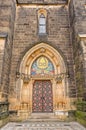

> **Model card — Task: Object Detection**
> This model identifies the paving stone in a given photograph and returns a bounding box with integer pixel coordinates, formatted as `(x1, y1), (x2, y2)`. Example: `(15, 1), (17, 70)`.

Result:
(1, 122), (86, 130)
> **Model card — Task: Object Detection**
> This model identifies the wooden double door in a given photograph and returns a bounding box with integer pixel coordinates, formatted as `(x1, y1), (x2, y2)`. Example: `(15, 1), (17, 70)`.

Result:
(32, 80), (53, 113)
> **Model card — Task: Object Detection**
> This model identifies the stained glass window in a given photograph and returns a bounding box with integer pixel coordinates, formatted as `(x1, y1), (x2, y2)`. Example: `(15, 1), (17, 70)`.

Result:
(31, 56), (55, 76)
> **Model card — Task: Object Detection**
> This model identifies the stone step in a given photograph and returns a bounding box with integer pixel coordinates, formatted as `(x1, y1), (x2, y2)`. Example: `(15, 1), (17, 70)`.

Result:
(31, 113), (54, 116)
(24, 118), (63, 122)
(29, 113), (55, 119)
(24, 113), (64, 122)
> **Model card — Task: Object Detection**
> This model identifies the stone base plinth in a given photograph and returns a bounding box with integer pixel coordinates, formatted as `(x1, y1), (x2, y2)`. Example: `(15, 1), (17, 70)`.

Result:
(18, 110), (30, 120)
(54, 110), (68, 119)
(0, 117), (9, 128)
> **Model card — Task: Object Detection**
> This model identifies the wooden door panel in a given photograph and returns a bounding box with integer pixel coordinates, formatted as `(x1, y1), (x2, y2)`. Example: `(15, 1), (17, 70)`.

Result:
(43, 80), (53, 112)
(32, 81), (42, 112)
(32, 80), (53, 113)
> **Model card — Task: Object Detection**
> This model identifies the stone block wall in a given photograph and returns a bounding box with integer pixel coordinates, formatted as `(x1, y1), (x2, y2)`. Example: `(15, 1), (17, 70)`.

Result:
(69, 0), (86, 99)
(0, 0), (86, 121)
(0, 0), (16, 96)
(9, 3), (76, 100)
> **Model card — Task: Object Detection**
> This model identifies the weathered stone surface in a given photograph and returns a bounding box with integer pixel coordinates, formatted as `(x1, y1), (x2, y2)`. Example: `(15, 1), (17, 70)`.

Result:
(17, 0), (67, 4)
(9, 4), (76, 99)
(0, 0), (16, 94)
(0, 0), (86, 120)
(69, 0), (86, 99)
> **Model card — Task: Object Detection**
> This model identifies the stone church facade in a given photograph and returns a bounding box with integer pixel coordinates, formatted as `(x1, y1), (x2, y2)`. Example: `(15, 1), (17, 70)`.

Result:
(0, 0), (86, 120)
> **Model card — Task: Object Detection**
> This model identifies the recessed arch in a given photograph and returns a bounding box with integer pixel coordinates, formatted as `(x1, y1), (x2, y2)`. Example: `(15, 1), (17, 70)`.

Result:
(16, 43), (71, 116)
(38, 9), (47, 18)
(19, 43), (67, 75)
(28, 53), (57, 75)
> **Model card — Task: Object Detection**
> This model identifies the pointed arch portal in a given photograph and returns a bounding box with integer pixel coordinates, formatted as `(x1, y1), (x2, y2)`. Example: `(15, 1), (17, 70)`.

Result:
(16, 43), (71, 116)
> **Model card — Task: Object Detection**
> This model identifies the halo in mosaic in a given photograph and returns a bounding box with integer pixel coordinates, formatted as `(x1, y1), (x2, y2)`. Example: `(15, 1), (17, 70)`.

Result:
(31, 56), (55, 76)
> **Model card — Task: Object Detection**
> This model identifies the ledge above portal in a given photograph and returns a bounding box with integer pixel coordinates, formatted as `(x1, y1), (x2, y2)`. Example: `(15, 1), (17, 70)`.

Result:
(16, 0), (68, 5)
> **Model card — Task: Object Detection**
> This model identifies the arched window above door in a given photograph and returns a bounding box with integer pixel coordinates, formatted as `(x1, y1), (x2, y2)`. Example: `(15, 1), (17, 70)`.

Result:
(38, 9), (47, 35)
(31, 56), (55, 76)
(39, 14), (46, 34)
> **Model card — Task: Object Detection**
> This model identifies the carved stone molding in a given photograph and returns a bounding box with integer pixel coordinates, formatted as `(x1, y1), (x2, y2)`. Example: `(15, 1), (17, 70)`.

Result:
(55, 73), (66, 83)
(16, 72), (31, 83)
(40, 47), (46, 53)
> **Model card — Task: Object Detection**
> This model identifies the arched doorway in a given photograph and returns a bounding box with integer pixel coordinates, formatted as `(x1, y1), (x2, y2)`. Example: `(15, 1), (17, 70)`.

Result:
(31, 56), (54, 113)
(16, 43), (71, 118)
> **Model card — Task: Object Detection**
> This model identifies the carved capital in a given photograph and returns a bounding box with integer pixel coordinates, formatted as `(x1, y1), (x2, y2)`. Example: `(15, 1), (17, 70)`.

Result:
(55, 74), (64, 83)
(16, 72), (31, 83)
(23, 74), (30, 83)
